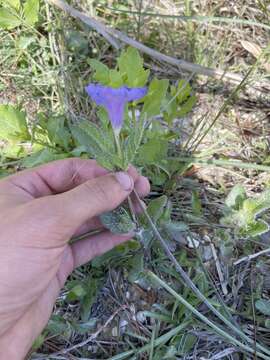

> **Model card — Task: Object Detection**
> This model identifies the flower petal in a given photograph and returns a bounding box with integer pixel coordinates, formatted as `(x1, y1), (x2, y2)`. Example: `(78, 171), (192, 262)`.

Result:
(107, 101), (125, 130)
(85, 83), (148, 131)
(126, 87), (148, 102)
(85, 83), (107, 106)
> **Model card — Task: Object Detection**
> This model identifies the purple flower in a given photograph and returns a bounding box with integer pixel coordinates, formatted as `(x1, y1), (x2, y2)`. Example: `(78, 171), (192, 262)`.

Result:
(85, 84), (147, 133)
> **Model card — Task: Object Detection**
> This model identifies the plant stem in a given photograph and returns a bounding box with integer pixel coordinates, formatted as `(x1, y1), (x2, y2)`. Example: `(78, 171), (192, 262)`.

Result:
(132, 189), (270, 357)
(112, 130), (137, 225)
(113, 131), (122, 159)
(131, 106), (137, 127)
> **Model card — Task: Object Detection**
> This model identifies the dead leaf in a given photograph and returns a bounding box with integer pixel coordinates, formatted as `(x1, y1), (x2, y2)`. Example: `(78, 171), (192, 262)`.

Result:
(241, 40), (270, 72)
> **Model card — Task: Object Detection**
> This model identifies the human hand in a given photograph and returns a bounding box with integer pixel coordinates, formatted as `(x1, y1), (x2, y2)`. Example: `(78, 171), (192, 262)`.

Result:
(0, 158), (149, 360)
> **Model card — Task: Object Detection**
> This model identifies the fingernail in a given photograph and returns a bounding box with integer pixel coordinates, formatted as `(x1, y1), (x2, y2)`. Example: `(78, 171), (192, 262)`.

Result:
(115, 172), (134, 191)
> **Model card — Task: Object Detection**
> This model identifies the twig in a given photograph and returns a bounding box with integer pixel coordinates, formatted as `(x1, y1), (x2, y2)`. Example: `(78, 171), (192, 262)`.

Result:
(46, 0), (267, 89)
(41, 306), (127, 358)
(47, 0), (120, 49)
(173, 156), (270, 173)
(207, 347), (236, 360)
(234, 247), (270, 266)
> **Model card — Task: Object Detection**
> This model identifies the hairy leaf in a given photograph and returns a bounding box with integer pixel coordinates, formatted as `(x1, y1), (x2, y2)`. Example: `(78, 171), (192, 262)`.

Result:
(225, 184), (247, 210)
(100, 207), (136, 234)
(147, 195), (168, 223)
(124, 116), (145, 167)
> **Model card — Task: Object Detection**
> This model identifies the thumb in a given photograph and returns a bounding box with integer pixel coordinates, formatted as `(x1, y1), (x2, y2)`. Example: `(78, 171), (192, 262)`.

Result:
(51, 171), (134, 233)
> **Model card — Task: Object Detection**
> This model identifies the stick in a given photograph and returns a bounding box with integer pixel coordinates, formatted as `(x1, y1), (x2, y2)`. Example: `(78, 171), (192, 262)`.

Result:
(46, 0), (268, 89)
(47, 0), (120, 49)
(234, 247), (270, 266)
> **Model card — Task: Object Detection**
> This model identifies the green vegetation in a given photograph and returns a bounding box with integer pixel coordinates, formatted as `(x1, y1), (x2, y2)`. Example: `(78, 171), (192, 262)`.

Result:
(1, 0), (270, 358)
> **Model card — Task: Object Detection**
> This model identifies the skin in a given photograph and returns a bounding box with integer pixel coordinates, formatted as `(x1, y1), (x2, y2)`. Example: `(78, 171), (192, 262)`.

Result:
(0, 158), (150, 360)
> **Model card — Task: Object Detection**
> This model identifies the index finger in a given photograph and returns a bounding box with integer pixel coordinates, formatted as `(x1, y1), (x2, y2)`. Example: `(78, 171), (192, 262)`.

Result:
(2, 158), (108, 198)
(1, 158), (150, 200)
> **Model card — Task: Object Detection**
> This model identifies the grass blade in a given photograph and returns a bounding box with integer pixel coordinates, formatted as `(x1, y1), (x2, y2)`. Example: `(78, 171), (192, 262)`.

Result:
(148, 271), (270, 360)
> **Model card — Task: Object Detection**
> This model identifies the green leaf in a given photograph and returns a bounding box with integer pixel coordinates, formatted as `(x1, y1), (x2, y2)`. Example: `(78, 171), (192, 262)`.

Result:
(47, 117), (71, 150)
(71, 121), (110, 155)
(137, 138), (168, 165)
(32, 334), (46, 351)
(2, 143), (25, 159)
(142, 78), (169, 118)
(71, 121), (121, 170)
(0, 7), (21, 29)
(255, 299), (270, 316)
(124, 116), (145, 167)
(66, 284), (87, 302)
(97, 107), (110, 129)
(225, 184), (247, 210)
(128, 252), (144, 282)
(47, 315), (72, 337)
(177, 95), (196, 117)
(191, 190), (202, 216)
(175, 80), (192, 104)
(117, 47), (149, 87)
(109, 69), (123, 87)
(164, 92), (178, 125)
(80, 276), (103, 321)
(222, 188), (270, 237)
(165, 81), (196, 120)
(22, 148), (69, 168)
(100, 207), (136, 234)
(88, 59), (110, 85)
(5, 0), (21, 10)
(243, 189), (270, 217)
(17, 35), (35, 49)
(164, 221), (188, 242)
(23, 0), (39, 25)
(92, 240), (140, 268)
(147, 195), (168, 223)
(179, 333), (197, 355)
(0, 105), (30, 141)
(164, 221), (188, 237)
(245, 220), (269, 237)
